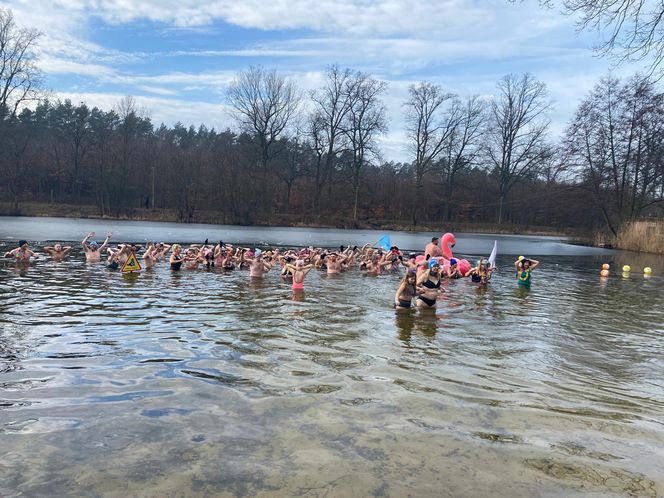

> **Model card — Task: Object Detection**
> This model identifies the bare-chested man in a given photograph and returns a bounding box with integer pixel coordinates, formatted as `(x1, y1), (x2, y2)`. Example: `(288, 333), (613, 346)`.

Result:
(326, 253), (349, 274)
(424, 237), (442, 259)
(82, 232), (112, 262)
(43, 243), (73, 261)
(245, 250), (273, 277)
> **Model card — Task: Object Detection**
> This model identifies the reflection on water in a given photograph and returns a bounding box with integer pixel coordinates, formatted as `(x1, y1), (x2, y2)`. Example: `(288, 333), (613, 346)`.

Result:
(1, 243), (663, 497)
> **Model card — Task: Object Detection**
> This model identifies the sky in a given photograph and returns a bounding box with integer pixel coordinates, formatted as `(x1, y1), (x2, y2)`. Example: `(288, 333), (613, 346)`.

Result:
(6, 0), (645, 162)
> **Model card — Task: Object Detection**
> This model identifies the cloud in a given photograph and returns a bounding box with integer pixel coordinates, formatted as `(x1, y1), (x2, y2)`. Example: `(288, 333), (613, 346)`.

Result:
(3, 0), (654, 164)
(43, 0), (494, 35)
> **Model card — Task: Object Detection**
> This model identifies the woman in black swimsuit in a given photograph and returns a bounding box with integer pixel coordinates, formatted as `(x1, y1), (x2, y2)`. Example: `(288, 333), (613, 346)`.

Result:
(447, 258), (463, 279)
(416, 259), (442, 308)
(169, 244), (185, 270)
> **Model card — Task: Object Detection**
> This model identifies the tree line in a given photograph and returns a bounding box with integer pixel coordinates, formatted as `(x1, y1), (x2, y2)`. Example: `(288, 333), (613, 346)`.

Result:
(1, 7), (663, 233)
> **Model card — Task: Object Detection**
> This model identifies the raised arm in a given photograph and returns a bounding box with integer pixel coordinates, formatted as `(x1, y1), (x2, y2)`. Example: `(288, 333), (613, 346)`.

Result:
(529, 259), (540, 270)
(98, 232), (112, 252)
(81, 232), (93, 249)
(416, 269), (430, 286)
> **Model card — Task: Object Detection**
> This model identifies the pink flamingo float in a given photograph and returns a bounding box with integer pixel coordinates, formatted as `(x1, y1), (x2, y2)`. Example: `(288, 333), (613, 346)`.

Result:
(440, 233), (472, 276)
(415, 233), (471, 276)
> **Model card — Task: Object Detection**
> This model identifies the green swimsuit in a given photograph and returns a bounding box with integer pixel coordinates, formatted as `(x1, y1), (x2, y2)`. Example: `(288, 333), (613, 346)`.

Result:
(518, 269), (531, 286)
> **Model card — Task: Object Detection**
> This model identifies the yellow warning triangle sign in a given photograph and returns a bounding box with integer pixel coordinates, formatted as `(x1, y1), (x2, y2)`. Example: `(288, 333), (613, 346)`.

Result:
(121, 252), (142, 273)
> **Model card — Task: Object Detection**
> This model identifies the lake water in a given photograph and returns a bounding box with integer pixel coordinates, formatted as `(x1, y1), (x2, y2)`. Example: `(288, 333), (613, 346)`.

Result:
(1, 217), (663, 497)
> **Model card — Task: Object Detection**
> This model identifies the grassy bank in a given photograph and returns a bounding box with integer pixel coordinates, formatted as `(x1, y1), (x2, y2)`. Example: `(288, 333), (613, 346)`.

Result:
(1, 201), (577, 238)
(615, 221), (664, 254)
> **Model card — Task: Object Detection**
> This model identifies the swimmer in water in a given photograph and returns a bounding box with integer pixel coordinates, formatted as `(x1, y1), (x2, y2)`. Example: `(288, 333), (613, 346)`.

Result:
(394, 270), (421, 309)
(43, 243), (72, 261)
(286, 259), (313, 292)
(416, 259), (442, 308)
(326, 252), (349, 274)
(106, 245), (125, 270)
(4, 240), (38, 263)
(446, 258), (463, 279)
(244, 250), (273, 277)
(153, 242), (171, 261)
(515, 257), (539, 286)
(403, 253), (419, 271)
(467, 258), (492, 284)
(169, 244), (185, 270)
(183, 248), (204, 270)
(82, 232), (112, 262)
(142, 242), (158, 269)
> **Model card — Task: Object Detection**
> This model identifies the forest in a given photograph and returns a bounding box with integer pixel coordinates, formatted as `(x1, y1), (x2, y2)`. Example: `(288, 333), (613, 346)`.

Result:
(1, 8), (663, 237)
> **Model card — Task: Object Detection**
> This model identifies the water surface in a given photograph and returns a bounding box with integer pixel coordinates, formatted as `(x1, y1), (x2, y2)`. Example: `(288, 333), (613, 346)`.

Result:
(1, 219), (663, 497)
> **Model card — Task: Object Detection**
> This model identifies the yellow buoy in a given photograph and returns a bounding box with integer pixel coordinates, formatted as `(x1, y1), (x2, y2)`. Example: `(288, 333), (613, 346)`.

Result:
(601, 263), (610, 271)
(644, 267), (652, 275)
(600, 269), (609, 277)
(622, 265), (631, 272)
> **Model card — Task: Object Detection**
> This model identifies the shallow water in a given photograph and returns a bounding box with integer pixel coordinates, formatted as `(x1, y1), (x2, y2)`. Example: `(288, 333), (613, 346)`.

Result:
(1, 222), (664, 497)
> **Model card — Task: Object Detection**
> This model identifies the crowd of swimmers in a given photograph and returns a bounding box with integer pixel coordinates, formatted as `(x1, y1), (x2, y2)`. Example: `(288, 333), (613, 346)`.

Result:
(3, 233), (540, 309)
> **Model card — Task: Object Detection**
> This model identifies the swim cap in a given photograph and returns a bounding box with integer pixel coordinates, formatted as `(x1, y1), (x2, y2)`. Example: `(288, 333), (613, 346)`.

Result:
(90, 240), (98, 247)
(255, 249), (262, 257)
(450, 258), (457, 265)
(428, 259), (439, 268)
(18, 240), (27, 247)
(518, 255), (525, 261)
(409, 253), (417, 259)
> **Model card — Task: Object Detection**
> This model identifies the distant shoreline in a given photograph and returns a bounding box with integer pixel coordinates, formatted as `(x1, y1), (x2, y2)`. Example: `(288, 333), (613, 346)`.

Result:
(0, 201), (579, 239)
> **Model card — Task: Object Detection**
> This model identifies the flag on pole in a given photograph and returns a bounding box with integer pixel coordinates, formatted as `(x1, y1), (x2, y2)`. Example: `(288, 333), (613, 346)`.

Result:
(488, 240), (497, 268)
(376, 234), (391, 252)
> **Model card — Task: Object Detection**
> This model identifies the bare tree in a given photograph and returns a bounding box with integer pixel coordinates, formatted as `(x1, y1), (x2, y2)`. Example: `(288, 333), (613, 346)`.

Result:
(0, 8), (42, 120)
(308, 65), (354, 212)
(343, 72), (388, 221)
(227, 67), (300, 211)
(403, 82), (458, 223)
(565, 75), (664, 234)
(558, 0), (664, 79)
(486, 73), (552, 223)
(439, 95), (486, 220)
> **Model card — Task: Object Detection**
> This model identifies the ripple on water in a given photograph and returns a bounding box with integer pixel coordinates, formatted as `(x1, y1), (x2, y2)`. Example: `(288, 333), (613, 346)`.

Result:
(0, 247), (663, 496)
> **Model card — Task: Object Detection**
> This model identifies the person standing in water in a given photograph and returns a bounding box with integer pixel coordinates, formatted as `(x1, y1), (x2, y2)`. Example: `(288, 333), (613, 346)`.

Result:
(169, 244), (186, 270)
(244, 251), (273, 278)
(467, 258), (492, 284)
(82, 232), (112, 262)
(286, 260), (313, 293)
(4, 240), (39, 263)
(514, 257), (539, 286)
(424, 237), (442, 259)
(394, 270), (421, 309)
(43, 243), (73, 261)
(416, 259), (442, 308)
